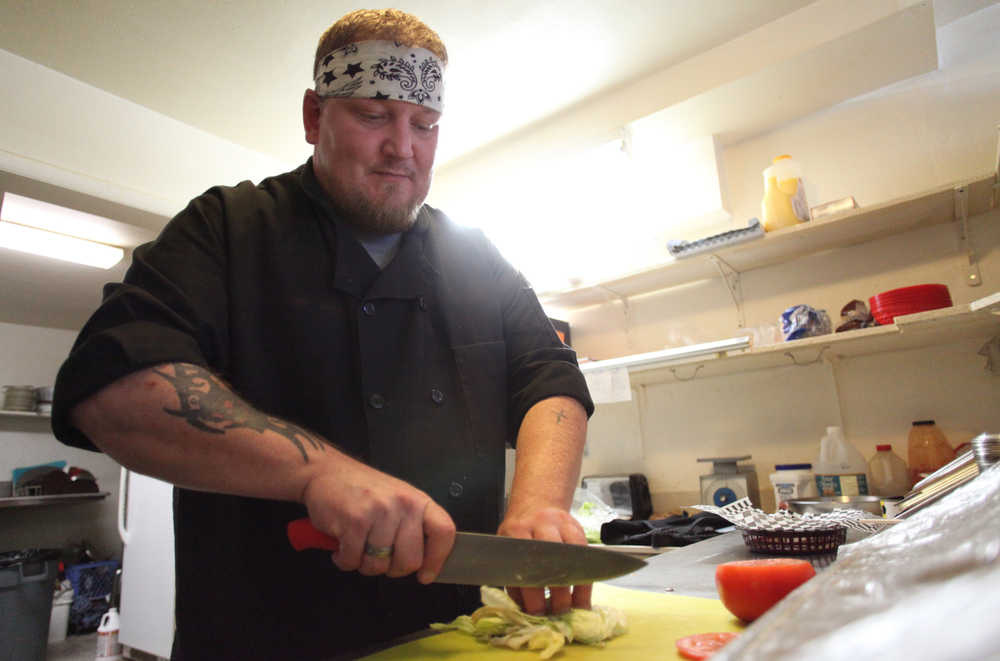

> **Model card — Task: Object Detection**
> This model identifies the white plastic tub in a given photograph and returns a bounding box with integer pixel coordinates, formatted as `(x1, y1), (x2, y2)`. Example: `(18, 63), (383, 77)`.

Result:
(48, 589), (73, 643)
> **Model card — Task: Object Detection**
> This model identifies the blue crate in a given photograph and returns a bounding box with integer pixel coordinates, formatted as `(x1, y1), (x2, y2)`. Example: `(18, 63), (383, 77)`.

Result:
(66, 560), (119, 633)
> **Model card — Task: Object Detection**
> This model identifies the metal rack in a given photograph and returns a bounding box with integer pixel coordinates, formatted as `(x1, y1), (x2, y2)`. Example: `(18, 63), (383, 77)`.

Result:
(0, 492), (109, 508)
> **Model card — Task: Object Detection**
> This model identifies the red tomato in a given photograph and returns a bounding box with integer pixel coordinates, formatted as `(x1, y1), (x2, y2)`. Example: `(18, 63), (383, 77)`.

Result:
(675, 632), (739, 660)
(715, 558), (816, 622)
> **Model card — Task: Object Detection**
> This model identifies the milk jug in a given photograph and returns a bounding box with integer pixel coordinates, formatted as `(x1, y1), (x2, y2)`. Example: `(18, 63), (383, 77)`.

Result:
(867, 444), (911, 497)
(96, 607), (123, 660)
(907, 420), (954, 484)
(761, 155), (809, 231)
(814, 426), (869, 496)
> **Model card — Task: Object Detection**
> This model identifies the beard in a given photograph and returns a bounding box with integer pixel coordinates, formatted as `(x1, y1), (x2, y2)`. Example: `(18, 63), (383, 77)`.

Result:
(330, 174), (428, 235)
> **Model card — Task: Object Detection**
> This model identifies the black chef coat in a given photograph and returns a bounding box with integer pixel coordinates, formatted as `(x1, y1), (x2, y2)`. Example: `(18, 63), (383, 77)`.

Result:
(51, 160), (594, 660)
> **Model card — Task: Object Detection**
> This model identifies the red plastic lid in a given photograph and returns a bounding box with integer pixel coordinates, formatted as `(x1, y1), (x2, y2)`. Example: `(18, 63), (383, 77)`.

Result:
(876, 444), (892, 451)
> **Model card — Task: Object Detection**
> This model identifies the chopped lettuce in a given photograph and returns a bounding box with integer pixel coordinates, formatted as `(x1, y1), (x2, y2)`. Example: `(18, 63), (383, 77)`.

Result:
(431, 586), (627, 658)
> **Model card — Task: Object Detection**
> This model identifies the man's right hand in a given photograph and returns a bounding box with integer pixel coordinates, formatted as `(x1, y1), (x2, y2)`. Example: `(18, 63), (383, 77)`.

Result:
(299, 458), (456, 584)
(70, 363), (456, 585)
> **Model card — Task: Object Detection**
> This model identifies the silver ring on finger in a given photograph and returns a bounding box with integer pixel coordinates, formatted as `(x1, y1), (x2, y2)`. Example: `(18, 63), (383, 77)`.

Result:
(364, 542), (393, 559)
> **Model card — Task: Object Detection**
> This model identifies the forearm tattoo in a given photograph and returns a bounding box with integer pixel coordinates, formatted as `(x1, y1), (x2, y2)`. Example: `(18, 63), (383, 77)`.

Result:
(153, 364), (327, 462)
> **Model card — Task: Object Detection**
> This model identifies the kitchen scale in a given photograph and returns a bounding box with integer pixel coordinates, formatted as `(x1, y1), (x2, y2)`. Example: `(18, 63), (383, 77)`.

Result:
(697, 456), (760, 507)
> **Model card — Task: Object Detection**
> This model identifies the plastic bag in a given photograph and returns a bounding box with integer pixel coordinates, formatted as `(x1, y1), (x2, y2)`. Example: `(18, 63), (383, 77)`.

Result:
(570, 488), (621, 543)
(780, 304), (831, 341)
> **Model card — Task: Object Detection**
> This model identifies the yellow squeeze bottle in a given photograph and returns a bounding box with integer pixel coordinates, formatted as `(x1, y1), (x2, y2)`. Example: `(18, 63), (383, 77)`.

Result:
(761, 154), (809, 232)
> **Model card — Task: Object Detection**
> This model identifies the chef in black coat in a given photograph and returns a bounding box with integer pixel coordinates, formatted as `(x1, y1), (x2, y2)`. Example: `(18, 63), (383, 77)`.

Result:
(52, 8), (594, 660)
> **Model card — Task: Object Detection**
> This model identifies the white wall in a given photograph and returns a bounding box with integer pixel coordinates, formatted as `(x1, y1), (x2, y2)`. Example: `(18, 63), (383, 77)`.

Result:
(0, 38), (299, 559)
(723, 2), (1000, 228)
(0, 48), (295, 219)
(585, 6), (1000, 511)
(0, 322), (122, 557)
(433, 3), (1000, 512)
(2, 3), (998, 527)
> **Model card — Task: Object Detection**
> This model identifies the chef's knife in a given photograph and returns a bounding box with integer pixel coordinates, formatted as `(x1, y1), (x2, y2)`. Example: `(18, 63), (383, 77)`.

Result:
(287, 518), (646, 586)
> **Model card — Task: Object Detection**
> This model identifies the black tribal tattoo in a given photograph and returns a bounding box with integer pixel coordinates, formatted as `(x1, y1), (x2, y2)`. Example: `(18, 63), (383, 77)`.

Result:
(153, 364), (327, 462)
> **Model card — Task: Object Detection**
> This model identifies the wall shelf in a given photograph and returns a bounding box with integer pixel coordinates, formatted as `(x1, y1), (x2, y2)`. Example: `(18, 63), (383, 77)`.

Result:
(582, 292), (1000, 385)
(0, 492), (109, 509)
(540, 173), (997, 310)
(0, 409), (50, 419)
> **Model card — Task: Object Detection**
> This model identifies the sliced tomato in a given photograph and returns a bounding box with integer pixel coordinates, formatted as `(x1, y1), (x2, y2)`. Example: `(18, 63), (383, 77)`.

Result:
(715, 558), (816, 622)
(675, 632), (739, 660)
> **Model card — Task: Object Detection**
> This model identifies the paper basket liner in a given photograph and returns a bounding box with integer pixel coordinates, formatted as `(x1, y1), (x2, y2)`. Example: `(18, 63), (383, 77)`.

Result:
(692, 498), (885, 534)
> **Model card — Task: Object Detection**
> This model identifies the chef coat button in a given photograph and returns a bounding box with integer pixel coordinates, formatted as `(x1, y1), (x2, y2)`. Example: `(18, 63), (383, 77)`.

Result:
(418, 296), (427, 310)
(430, 388), (445, 405)
(368, 393), (385, 409)
(362, 301), (376, 316)
(448, 481), (464, 498)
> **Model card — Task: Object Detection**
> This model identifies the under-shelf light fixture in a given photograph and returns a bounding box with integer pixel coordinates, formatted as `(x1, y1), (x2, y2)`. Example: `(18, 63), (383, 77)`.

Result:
(580, 335), (753, 373)
(0, 192), (125, 269)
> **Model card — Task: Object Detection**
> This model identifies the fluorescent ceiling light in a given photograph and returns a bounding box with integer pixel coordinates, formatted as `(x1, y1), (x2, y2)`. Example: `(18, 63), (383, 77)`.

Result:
(0, 192), (124, 269)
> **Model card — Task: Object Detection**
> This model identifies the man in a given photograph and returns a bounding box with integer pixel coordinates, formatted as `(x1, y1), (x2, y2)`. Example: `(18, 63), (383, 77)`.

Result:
(52, 8), (593, 660)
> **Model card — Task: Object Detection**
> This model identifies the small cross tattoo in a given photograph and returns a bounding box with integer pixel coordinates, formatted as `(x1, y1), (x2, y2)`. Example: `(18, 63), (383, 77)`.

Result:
(555, 409), (567, 424)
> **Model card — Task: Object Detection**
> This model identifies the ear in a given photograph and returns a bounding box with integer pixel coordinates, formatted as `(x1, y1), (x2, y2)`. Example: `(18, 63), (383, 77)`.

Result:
(303, 89), (322, 145)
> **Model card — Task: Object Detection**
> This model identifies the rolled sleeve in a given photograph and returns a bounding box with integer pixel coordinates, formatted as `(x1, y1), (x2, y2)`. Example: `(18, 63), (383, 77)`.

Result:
(51, 194), (229, 451)
(489, 247), (594, 441)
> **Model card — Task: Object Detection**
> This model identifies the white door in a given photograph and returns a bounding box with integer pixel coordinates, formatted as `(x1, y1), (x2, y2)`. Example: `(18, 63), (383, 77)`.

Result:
(117, 469), (175, 659)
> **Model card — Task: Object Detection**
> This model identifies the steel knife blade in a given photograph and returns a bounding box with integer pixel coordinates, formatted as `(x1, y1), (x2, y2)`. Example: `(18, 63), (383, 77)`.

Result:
(287, 518), (646, 586)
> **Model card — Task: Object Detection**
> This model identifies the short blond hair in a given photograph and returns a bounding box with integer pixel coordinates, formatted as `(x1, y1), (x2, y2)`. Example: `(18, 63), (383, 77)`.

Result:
(313, 9), (448, 78)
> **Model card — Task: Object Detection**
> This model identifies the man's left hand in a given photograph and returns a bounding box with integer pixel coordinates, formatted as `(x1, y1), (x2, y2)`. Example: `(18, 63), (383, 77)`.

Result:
(497, 506), (593, 615)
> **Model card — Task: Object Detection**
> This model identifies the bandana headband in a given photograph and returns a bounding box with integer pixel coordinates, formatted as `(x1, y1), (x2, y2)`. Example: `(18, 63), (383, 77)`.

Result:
(314, 40), (445, 113)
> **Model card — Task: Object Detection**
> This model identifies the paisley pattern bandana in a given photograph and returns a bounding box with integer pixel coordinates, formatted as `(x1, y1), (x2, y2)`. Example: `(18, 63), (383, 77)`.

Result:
(314, 40), (445, 112)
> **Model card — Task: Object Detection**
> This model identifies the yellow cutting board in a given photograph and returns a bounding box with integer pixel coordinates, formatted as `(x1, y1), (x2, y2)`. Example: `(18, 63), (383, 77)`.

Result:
(362, 583), (744, 660)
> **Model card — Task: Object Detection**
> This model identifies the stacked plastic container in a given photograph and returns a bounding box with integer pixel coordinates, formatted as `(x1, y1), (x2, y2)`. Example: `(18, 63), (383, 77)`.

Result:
(769, 464), (818, 511)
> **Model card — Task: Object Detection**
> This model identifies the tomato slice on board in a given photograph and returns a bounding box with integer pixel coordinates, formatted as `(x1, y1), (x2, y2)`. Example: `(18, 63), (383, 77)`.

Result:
(675, 632), (739, 660)
(715, 558), (816, 622)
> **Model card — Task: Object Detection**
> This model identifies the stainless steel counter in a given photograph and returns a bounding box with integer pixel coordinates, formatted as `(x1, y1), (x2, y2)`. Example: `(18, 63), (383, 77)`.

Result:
(603, 529), (865, 599)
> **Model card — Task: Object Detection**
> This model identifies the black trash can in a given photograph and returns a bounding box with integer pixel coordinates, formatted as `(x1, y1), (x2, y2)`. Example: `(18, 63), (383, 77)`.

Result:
(0, 549), (60, 661)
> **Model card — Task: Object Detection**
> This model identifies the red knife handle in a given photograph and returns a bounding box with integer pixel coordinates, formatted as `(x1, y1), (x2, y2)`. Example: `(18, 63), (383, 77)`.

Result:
(287, 517), (340, 552)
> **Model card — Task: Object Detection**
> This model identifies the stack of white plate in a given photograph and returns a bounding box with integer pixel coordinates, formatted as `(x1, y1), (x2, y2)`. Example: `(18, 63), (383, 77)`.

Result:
(972, 433), (1000, 473)
(35, 385), (54, 415)
(2, 385), (37, 412)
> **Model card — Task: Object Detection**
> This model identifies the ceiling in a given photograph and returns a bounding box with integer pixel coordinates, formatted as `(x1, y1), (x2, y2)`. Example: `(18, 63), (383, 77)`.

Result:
(0, 0), (956, 330)
(0, 0), (812, 168)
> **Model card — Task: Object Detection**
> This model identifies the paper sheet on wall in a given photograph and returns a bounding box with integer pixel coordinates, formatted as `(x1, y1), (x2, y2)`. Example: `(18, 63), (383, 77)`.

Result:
(583, 366), (632, 403)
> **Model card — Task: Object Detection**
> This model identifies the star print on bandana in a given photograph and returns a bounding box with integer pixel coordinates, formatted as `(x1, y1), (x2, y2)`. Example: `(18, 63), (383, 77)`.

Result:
(323, 77), (363, 98)
(314, 40), (444, 112)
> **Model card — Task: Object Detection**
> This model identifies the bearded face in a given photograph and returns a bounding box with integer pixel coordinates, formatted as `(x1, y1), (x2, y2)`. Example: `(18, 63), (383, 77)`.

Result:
(306, 95), (439, 234)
